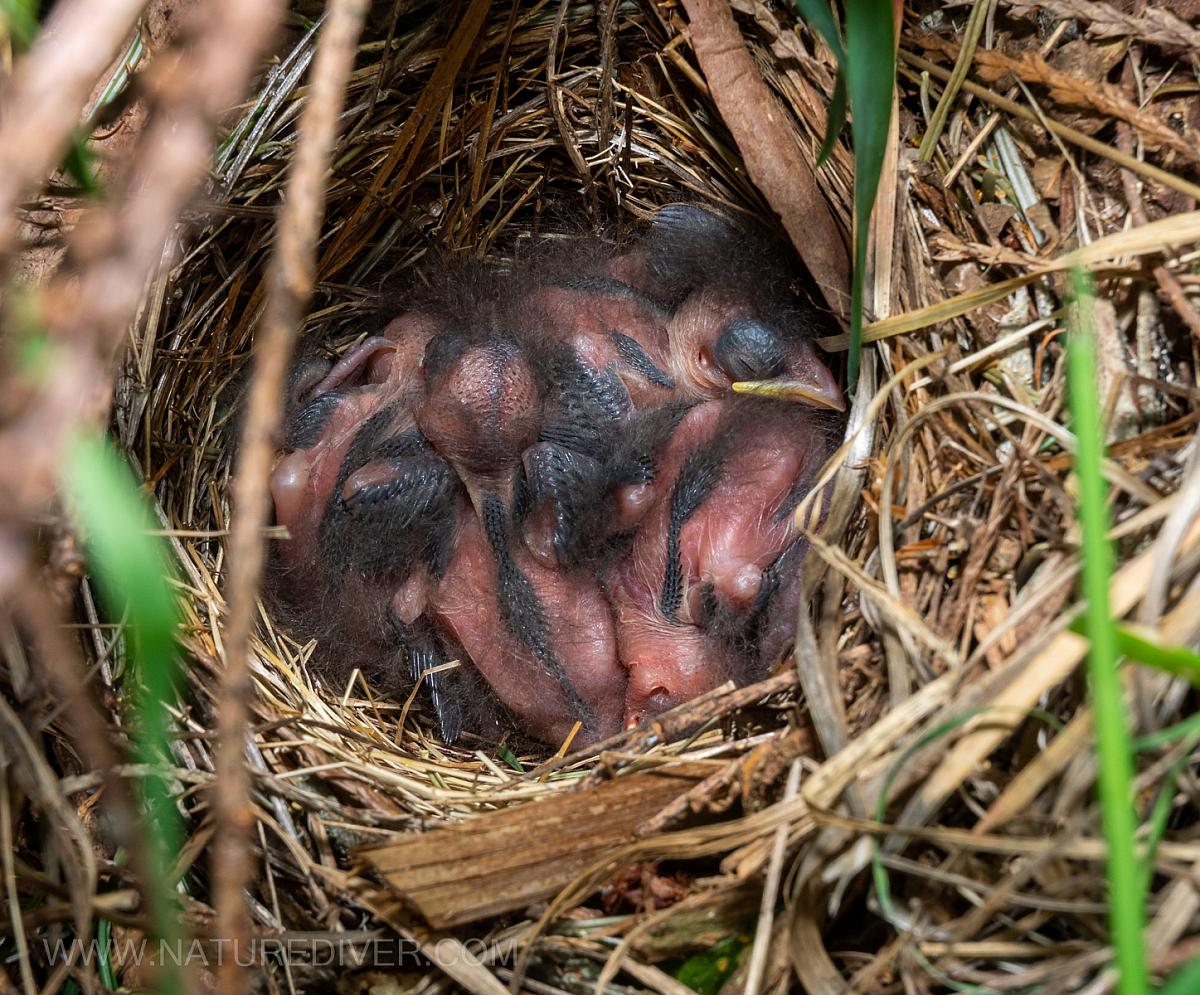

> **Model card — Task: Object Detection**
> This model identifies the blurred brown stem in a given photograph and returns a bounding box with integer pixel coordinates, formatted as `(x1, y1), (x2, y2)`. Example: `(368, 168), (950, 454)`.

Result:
(0, 0), (284, 555)
(213, 1), (370, 992)
(0, 0), (149, 257)
(0, 0), (284, 982)
(679, 0), (851, 320)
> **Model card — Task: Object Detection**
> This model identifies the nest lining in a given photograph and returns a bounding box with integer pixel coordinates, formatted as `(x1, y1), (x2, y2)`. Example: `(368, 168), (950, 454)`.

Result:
(137, 0), (841, 785)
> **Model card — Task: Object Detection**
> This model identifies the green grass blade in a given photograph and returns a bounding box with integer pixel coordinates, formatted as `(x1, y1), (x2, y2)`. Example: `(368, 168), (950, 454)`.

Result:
(1067, 269), (1148, 995)
(843, 0), (895, 392)
(791, 0), (894, 391)
(790, 1), (846, 163)
(791, 0), (845, 62)
(61, 435), (184, 994)
(496, 743), (525, 773)
(1067, 618), (1200, 687)
(1159, 956), (1200, 995)
(1139, 745), (1195, 897)
(1134, 711), (1200, 752)
(816, 73), (848, 167)
(96, 916), (117, 991)
(872, 706), (1062, 933)
(1114, 625), (1200, 687)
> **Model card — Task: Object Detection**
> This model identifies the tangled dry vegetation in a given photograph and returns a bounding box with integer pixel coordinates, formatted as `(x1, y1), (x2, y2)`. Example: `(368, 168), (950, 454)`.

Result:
(2, 0), (1200, 992)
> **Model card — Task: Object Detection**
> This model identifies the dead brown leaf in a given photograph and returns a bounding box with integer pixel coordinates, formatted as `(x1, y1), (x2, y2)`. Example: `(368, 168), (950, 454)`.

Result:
(680, 0), (850, 320)
(918, 37), (1196, 163)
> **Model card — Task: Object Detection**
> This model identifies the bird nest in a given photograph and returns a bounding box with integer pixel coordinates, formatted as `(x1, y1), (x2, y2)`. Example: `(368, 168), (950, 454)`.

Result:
(15, 0), (1200, 992)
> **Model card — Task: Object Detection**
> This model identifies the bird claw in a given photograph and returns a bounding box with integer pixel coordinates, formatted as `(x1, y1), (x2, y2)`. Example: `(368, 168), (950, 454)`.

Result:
(520, 442), (606, 567)
(392, 616), (466, 743)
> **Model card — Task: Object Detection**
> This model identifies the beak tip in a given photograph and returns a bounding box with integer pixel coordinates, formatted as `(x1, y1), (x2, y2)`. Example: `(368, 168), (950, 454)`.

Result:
(730, 378), (846, 412)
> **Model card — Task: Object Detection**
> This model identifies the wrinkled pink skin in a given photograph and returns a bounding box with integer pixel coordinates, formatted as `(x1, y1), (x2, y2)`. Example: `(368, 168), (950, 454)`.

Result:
(606, 402), (823, 727)
(270, 395), (431, 682)
(417, 339), (542, 515)
(267, 220), (840, 747)
(679, 419), (808, 609)
(270, 390), (389, 584)
(270, 319), (627, 745)
(270, 313), (443, 586)
(370, 313), (444, 384)
(603, 250), (843, 411)
(430, 507), (626, 745)
(527, 285), (674, 409)
(605, 403), (722, 725)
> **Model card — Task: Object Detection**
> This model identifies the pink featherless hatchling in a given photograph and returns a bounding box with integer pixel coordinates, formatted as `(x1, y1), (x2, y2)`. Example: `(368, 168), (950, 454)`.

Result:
(266, 204), (844, 748)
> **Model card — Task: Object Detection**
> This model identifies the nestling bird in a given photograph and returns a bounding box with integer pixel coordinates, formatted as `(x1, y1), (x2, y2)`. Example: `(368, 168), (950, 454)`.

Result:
(266, 204), (843, 748)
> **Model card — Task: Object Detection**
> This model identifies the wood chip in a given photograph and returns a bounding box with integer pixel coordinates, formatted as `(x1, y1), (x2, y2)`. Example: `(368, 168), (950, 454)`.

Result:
(361, 768), (703, 927)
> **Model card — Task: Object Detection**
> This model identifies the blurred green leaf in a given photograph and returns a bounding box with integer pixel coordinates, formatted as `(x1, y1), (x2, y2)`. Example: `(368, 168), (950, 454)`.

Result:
(17, 330), (55, 379)
(1114, 625), (1200, 687)
(1067, 270), (1147, 995)
(0, 1), (103, 196)
(62, 138), (102, 197)
(674, 934), (750, 995)
(61, 434), (183, 994)
(1158, 956), (1200, 995)
(0, 0), (39, 48)
(4, 285), (58, 383)
(793, 0), (895, 392)
(62, 436), (179, 704)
